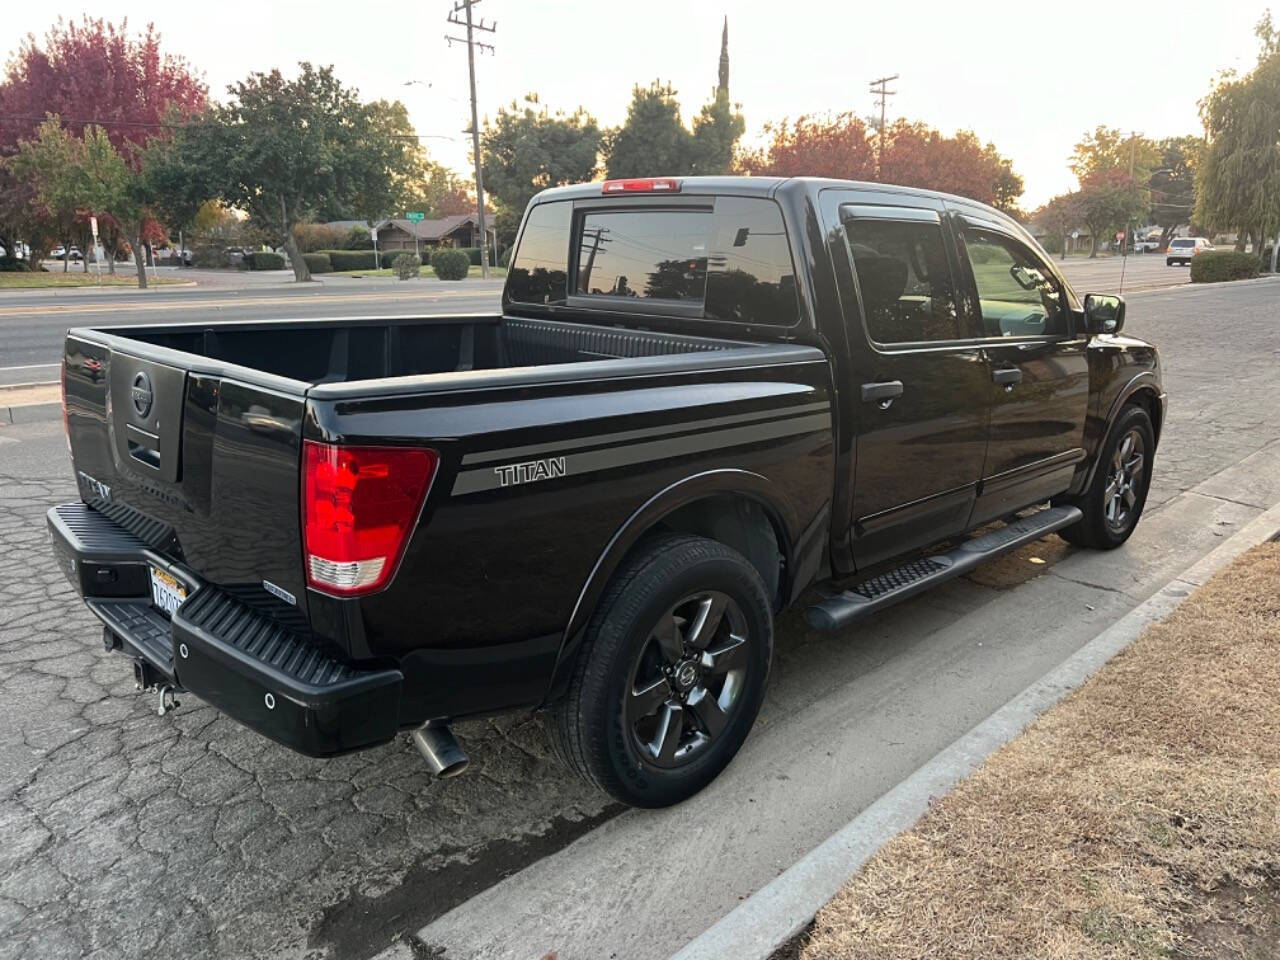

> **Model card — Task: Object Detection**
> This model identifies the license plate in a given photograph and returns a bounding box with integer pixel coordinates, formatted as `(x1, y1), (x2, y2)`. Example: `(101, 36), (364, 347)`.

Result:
(149, 567), (187, 618)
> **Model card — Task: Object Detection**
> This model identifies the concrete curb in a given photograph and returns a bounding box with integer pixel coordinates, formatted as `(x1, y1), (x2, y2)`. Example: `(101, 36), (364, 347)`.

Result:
(2, 401), (61, 425)
(671, 499), (1280, 960)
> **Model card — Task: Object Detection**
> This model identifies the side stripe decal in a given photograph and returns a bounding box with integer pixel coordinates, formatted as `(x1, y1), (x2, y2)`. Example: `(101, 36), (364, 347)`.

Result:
(451, 410), (832, 496)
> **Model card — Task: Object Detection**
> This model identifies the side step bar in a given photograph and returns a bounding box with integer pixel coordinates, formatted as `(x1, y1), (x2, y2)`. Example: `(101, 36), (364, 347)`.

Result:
(805, 505), (1083, 632)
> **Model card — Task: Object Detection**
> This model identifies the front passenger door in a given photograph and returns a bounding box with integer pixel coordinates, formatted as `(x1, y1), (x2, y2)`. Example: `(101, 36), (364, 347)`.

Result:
(954, 222), (1090, 525)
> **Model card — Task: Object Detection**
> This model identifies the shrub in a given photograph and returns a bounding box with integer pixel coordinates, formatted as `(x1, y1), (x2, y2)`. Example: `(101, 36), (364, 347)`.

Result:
(456, 246), (482, 266)
(321, 250), (379, 270)
(192, 245), (229, 268)
(293, 223), (346, 253)
(343, 225), (372, 249)
(380, 249), (421, 268)
(499, 246), (513, 268)
(303, 253), (332, 274)
(392, 253), (420, 280)
(1190, 249), (1261, 284)
(430, 248), (470, 281)
(247, 251), (285, 271)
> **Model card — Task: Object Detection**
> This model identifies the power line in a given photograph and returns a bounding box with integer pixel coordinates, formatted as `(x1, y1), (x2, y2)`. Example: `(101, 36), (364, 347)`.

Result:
(869, 74), (898, 178)
(446, 0), (496, 277)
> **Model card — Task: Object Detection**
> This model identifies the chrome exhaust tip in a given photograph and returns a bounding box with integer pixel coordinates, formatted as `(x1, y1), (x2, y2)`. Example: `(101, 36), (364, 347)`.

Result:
(411, 721), (469, 778)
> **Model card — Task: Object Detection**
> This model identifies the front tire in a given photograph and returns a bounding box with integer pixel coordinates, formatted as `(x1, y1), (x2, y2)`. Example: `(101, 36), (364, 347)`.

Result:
(1058, 405), (1154, 549)
(545, 535), (774, 808)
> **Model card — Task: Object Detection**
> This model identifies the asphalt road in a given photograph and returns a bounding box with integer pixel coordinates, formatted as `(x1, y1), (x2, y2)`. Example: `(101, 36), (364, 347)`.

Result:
(0, 275), (504, 376)
(1, 274), (1277, 959)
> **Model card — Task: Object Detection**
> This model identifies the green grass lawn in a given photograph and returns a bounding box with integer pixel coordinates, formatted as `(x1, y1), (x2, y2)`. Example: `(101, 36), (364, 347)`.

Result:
(329, 265), (507, 279)
(0, 271), (186, 289)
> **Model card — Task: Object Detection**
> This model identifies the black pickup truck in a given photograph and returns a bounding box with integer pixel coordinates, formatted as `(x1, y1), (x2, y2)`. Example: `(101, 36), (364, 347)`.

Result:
(50, 176), (1165, 807)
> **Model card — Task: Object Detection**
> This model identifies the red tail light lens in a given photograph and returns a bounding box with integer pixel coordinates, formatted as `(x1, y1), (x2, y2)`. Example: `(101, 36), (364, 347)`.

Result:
(601, 177), (682, 194)
(302, 441), (438, 597)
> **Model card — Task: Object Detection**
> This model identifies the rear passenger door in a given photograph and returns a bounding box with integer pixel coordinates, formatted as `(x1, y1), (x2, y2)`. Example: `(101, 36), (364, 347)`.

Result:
(836, 203), (991, 567)
(950, 214), (1090, 525)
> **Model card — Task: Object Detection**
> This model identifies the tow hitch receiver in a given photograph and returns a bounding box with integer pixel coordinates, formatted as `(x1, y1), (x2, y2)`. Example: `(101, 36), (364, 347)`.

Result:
(131, 657), (183, 715)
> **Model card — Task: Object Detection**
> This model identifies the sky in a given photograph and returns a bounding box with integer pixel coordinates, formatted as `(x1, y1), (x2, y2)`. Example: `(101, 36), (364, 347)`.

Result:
(2, 1), (1270, 208)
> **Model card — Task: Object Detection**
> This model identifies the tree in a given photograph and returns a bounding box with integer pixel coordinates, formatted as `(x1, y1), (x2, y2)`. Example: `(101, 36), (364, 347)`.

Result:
(1070, 126), (1160, 182)
(740, 114), (1022, 210)
(1195, 14), (1280, 251)
(738, 113), (876, 179)
(1032, 192), (1082, 259)
(880, 122), (1024, 211)
(1150, 135), (1201, 249)
(482, 94), (602, 245)
(688, 88), (744, 175)
(9, 119), (153, 281)
(171, 64), (415, 281)
(0, 18), (206, 267)
(1075, 170), (1148, 257)
(606, 82), (691, 179)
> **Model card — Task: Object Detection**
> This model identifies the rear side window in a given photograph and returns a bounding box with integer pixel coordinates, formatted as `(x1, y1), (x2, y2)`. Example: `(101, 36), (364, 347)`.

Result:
(575, 208), (710, 301)
(507, 201), (571, 304)
(842, 217), (961, 344)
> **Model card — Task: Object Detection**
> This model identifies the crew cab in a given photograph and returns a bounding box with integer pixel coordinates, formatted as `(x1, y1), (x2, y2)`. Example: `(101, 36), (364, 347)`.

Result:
(50, 177), (1165, 807)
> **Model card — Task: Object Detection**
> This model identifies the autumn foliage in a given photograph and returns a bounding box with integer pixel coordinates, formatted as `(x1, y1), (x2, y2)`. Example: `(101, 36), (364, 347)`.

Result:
(739, 114), (1023, 212)
(0, 16), (207, 158)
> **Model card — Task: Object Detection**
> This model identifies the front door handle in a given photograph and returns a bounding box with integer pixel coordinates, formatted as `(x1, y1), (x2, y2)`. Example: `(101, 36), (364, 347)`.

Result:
(991, 367), (1023, 387)
(861, 380), (904, 406)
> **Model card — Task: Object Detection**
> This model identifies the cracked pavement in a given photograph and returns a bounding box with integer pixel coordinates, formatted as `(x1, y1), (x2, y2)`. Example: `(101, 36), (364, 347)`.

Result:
(2, 277), (1279, 959)
(0, 473), (610, 960)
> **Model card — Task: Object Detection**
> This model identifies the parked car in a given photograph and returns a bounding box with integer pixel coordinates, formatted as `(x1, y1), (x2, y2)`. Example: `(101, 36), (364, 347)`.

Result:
(155, 246), (194, 266)
(51, 245), (84, 261)
(1167, 237), (1212, 266)
(49, 176), (1165, 808)
(1134, 235), (1160, 254)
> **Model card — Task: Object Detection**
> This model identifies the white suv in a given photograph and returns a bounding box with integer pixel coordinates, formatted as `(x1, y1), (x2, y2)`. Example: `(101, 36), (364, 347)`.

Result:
(1166, 237), (1212, 266)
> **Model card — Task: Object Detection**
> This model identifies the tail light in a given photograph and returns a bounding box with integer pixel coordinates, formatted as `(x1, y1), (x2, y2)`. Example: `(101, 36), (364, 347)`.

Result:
(601, 177), (682, 194)
(302, 441), (439, 597)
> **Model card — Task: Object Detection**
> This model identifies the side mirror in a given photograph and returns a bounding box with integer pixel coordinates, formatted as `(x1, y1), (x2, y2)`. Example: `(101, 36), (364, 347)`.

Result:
(1084, 293), (1125, 335)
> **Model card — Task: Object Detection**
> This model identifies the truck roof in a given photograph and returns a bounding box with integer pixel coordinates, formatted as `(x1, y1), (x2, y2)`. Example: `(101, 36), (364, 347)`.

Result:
(530, 176), (1020, 231)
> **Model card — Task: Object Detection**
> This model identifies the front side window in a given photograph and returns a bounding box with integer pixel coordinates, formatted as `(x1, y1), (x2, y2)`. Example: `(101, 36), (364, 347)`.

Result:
(842, 216), (961, 344)
(575, 209), (710, 301)
(961, 230), (1066, 337)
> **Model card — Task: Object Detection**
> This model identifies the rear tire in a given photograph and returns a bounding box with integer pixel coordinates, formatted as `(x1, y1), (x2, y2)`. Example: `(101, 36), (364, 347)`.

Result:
(1058, 405), (1154, 550)
(544, 534), (774, 808)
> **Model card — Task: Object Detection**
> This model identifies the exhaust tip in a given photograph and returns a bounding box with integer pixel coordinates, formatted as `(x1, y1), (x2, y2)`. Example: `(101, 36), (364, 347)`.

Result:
(411, 721), (470, 779)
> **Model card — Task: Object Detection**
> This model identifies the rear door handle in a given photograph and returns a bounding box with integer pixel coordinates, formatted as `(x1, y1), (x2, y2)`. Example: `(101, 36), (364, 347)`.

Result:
(991, 367), (1023, 386)
(861, 380), (904, 404)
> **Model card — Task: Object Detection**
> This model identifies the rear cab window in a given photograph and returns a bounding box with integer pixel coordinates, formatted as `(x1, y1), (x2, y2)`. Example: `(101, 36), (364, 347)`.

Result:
(507, 194), (800, 328)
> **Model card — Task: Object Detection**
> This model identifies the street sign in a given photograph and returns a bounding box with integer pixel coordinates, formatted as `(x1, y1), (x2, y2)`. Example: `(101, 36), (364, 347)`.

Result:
(406, 212), (425, 223)
(89, 216), (99, 238)
(1071, 229), (1079, 239)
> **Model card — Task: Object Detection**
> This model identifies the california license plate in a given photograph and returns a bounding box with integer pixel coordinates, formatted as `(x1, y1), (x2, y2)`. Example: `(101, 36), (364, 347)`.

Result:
(149, 567), (187, 618)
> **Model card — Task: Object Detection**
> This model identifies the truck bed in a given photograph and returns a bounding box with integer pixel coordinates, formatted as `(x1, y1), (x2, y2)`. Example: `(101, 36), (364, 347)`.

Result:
(114, 314), (746, 386)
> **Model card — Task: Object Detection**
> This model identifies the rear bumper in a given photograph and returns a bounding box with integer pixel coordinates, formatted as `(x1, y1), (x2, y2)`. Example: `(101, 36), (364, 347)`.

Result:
(48, 502), (403, 757)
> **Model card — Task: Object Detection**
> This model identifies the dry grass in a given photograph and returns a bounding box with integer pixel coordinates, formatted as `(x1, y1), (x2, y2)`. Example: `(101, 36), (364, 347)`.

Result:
(803, 543), (1280, 960)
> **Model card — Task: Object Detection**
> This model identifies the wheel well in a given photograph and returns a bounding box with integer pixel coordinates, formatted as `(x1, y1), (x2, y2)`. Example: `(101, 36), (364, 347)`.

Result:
(653, 494), (785, 610)
(1124, 389), (1162, 447)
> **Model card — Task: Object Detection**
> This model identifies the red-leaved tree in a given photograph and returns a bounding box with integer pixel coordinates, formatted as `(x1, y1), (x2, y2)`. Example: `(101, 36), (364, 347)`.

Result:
(0, 17), (206, 271)
(739, 114), (1023, 214)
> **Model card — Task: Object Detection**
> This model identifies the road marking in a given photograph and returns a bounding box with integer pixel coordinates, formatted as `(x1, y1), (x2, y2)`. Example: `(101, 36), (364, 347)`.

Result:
(0, 363), (61, 372)
(0, 287), (500, 318)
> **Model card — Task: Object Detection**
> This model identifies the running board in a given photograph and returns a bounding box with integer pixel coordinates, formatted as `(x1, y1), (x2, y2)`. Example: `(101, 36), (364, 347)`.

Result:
(805, 505), (1083, 632)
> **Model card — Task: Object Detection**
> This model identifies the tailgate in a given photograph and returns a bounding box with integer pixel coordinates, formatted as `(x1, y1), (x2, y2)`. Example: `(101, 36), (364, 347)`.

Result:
(64, 334), (310, 624)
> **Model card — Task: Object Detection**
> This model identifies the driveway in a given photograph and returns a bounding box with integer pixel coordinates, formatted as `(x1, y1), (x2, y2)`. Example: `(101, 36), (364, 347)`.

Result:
(1, 277), (1278, 959)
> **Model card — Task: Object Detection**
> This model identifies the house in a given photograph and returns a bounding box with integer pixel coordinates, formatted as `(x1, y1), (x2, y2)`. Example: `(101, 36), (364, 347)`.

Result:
(371, 214), (497, 253)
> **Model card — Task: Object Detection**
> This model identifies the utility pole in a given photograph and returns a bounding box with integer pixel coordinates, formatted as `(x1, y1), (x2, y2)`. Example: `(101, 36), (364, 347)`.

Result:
(869, 74), (898, 179)
(446, 0), (496, 279)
